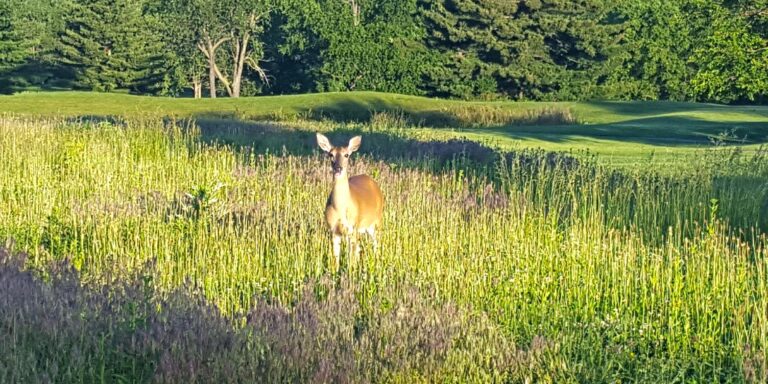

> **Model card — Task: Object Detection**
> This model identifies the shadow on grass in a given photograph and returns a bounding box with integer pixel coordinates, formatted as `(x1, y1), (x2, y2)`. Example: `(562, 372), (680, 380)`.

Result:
(195, 95), (768, 148)
(584, 100), (768, 117)
(469, 116), (768, 147)
(197, 95), (578, 129)
(194, 117), (768, 233)
(193, 117), (580, 176)
(59, 113), (768, 233)
(65, 94), (768, 149)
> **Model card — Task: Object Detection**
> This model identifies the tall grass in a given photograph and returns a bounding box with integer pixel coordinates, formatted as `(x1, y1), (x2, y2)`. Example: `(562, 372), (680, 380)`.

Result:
(1, 115), (767, 382)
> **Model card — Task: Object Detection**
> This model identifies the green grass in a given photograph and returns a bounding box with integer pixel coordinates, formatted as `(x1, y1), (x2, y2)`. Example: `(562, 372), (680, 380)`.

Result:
(3, 91), (767, 169)
(1, 114), (768, 382)
(433, 102), (768, 168)
(1, 92), (767, 381)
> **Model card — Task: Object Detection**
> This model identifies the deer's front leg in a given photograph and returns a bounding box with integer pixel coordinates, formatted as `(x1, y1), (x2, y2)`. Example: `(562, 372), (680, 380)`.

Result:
(366, 226), (378, 253)
(344, 223), (360, 258)
(332, 233), (342, 266)
(346, 235), (361, 259)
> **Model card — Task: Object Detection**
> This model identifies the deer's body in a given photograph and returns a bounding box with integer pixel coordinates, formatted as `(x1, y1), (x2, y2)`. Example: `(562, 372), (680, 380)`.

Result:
(325, 174), (383, 235)
(316, 133), (384, 264)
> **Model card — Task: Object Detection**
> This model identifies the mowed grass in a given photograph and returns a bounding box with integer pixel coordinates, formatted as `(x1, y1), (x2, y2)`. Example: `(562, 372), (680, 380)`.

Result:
(1, 114), (768, 382)
(2, 91), (767, 169)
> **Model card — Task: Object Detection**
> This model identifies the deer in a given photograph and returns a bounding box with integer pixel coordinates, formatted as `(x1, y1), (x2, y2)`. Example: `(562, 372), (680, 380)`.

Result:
(316, 133), (384, 266)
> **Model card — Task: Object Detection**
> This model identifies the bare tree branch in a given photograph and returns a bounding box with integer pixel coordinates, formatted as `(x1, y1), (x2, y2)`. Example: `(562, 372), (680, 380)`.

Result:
(347, 0), (360, 26)
(245, 56), (270, 86)
(212, 60), (233, 96)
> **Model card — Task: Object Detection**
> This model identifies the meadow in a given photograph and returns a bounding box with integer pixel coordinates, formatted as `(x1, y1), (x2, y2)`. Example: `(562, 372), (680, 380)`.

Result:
(5, 91), (768, 169)
(1, 92), (768, 382)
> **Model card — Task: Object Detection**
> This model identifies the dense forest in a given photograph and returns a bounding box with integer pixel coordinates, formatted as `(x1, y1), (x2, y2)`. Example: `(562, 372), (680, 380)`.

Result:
(0, 0), (765, 103)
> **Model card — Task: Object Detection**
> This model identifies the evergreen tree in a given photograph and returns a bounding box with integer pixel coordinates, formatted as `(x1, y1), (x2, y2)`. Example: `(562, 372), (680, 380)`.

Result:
(419, 0), (623, 100)
(0, 2), (31, 92)
(0, 0), (71, 92)
(146, 0), (207, 97)
(130, 12), (180, 95)
(58, 0), (161, 92)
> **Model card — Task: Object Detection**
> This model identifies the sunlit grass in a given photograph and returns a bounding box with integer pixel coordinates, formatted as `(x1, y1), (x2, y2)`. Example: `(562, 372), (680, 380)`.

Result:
(3, 91), (767, 171)
(1, 115), (768, 382)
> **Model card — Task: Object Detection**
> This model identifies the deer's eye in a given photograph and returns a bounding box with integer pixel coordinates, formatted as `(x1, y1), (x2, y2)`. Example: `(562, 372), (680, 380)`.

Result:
(344, 154), (349, 158)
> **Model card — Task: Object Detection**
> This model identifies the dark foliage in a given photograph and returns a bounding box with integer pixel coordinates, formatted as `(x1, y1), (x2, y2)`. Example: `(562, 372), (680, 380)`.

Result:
(1, 0), (765, 103)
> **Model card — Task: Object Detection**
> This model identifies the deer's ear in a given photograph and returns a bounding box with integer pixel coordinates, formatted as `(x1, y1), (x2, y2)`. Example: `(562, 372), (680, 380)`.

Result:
(316, 133), (333, 152)
(348, 136), (362, 153)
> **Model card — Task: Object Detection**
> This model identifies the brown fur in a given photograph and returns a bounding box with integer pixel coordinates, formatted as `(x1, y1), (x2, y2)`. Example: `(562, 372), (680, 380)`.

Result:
(325, 175), (384, 234)
(316, 133), (384, 259)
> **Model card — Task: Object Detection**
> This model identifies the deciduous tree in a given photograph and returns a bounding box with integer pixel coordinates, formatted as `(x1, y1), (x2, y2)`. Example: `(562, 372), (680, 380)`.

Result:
(166, 0), (271, 98)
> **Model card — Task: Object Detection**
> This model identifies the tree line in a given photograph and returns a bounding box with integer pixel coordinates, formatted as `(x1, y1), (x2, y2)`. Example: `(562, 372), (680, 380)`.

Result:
(0, 0), (766, 103)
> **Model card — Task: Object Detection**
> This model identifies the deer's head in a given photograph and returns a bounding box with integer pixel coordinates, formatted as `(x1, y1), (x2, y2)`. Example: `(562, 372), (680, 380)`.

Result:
(316, 133), (361, 178)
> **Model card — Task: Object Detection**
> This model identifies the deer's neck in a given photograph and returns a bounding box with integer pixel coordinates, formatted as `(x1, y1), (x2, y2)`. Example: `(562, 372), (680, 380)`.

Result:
(331, 172), (352, 212)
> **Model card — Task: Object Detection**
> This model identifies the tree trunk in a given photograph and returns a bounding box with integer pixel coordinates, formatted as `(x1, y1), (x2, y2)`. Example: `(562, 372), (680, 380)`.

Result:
(197, 35), (229, 99)
(211, 60), (234, 97)
(232, 78), (241, 98)
(208, 62), (216, 98)
(224, 13), (269, 98)
(192, 77), (202, 99)
(347, 0), (360, 26)
(230, 31), (251, 98)
(197, 15), (268, 98)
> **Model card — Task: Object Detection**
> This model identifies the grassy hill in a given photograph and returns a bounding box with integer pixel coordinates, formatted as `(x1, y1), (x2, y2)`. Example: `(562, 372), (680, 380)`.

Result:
(3, 91), (767, 168)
